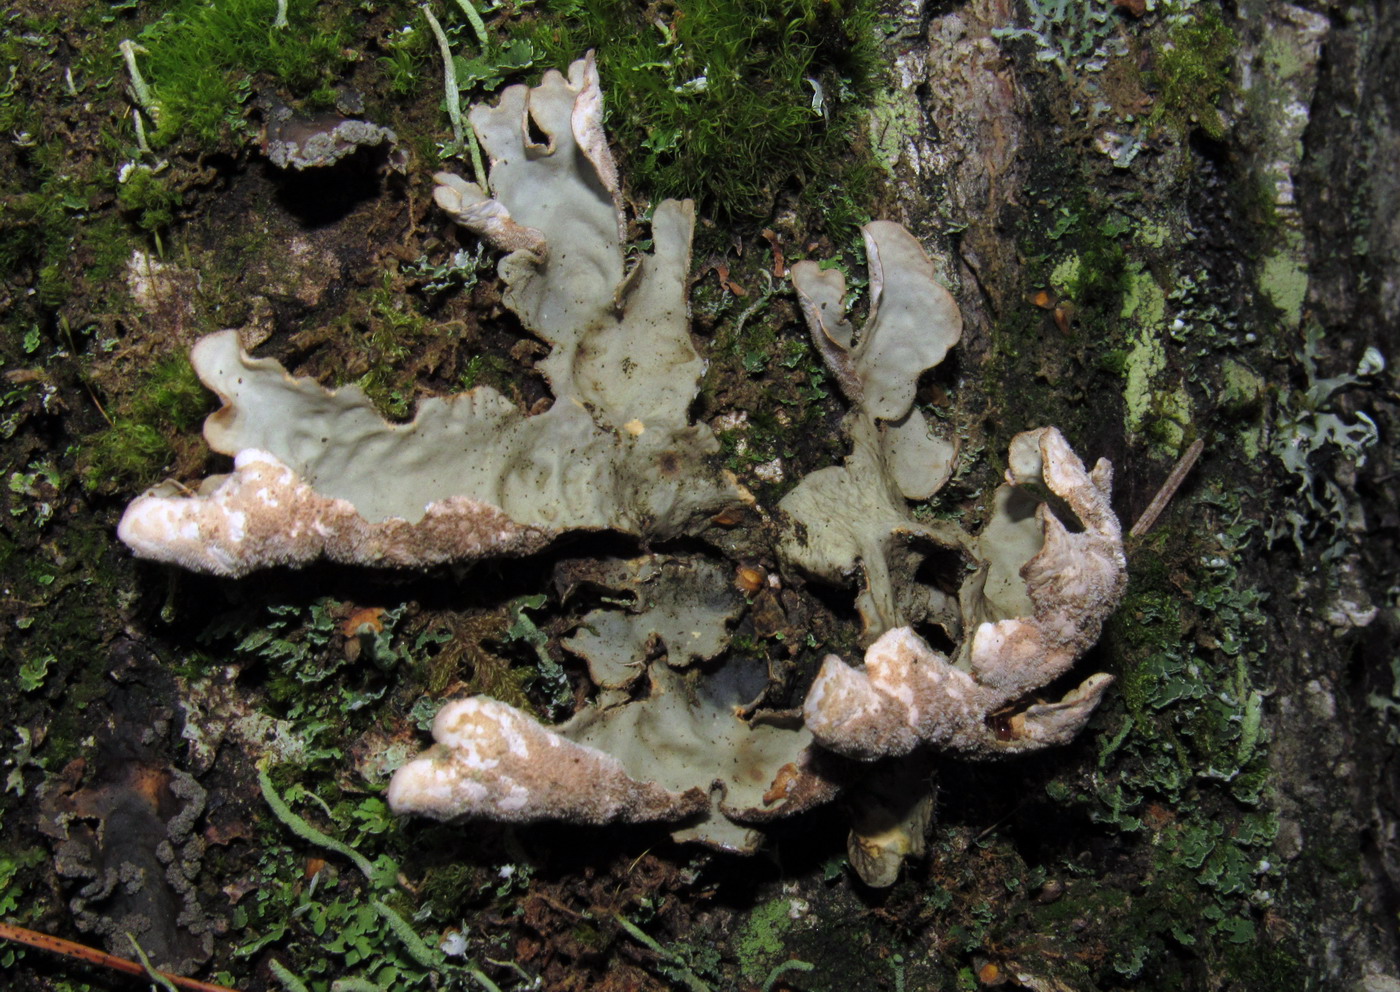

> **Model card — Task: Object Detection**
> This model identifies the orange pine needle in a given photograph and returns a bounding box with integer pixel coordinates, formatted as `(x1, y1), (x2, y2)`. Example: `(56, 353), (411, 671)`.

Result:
(0, 921), (241, 992)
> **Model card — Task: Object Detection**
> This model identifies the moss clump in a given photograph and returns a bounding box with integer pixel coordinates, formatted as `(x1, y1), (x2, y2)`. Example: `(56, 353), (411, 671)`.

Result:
(519, 0), (879, 222)
(699, 277), (842, 499)
(421, 612), (533, 712)
(347, 279), (432, 420)
(82, 355), (212, 490)
(457, 352), (521, 394)
(416, 862), (491, 918)
(0, 149), (103, 306)
(1109, 587), (1184, 717)
(1059, 232), (1129, 316)
(1150, 4), (1237, 141)
(116, 164), (185, 233)
(734, 897), (791, 980)
(378, 19), (432, 99)
(134, 0), (352, 151)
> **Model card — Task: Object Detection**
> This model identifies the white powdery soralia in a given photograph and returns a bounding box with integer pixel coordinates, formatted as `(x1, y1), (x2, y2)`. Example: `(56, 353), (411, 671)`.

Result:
(118, 449), (547, 578)
(804, 427), (1126, 761)
(387, 697), (707, 825)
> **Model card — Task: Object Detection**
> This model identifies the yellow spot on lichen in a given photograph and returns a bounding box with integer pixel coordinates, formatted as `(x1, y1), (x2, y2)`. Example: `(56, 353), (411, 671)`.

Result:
(1135, 220), (1171, 249)
(1050, 254), (1081, 297)
(1260, 249), (1308, 328)
(1121, 265), (1167, 437)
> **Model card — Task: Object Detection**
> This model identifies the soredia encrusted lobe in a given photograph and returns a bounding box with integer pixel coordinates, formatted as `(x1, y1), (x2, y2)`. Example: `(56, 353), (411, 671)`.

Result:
(387, 697), (709, 825)
(118, 448), (548, 578)
(390, 653), (841, 851)
(802, 427), (1126, 761)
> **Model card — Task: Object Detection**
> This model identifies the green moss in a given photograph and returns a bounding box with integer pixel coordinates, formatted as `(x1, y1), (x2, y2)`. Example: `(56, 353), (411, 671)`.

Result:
(416, 862), (490, 917)
(0, 11), (138, 309)
(351, 279), (431, 420)
(0, 166), (94, 305)
(0, 11), (54, 137)
(1029, 884), (1130, 929)
(794, 152), (875, 241)
(734, 897), (791, 980)
(1065, 486), (1280, 978)
(518, 0), (879, 223)
(1150, 4), (1237, 141)
(82, 421), (174, 485)
(379, 20), (432, 99)
(422, 612), (534, 712)
(116, 164), (185, 232)
(708, 307), (839, 496)
(1259, 246), (1308, 329)
(1014, 191), (1130, 338)
(458, 352), (520, 394)
(134, 0), (352, 152)
(82, 355), (212, 490)
(1097, 347), (1130, 377)
(1109, 586), (1184, 717)
(1069, 235), (1129, 310)
(1219, 943), (1305, 987)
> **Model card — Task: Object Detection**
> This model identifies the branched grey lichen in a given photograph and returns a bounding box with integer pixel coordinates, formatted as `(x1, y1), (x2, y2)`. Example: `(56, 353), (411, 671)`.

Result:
(1268, 324), (1384, 554)
(988, 0), (1153, 168)
(776, 223), (967, 638)
(991, 0), (1125, 75)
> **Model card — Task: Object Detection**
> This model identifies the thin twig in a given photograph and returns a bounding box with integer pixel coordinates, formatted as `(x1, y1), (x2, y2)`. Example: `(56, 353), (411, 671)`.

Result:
(613, 913), (713, 992)
(421, 3), (487, 184)
(78, 372), (115, 427)
(1130, 438), (1204, 539)
(451, 0), (490, 48)
(0, 921), (240, 992)
(129, 932), (181, 992)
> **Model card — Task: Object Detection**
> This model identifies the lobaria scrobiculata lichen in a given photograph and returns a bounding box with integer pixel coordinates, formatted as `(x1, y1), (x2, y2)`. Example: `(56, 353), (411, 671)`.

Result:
(119, 54), (1126, 886)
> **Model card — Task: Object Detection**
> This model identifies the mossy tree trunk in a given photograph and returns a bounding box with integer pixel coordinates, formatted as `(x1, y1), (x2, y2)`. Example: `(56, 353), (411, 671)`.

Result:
(871, 0), (1398, 984)
(1, 0), (1397, 989)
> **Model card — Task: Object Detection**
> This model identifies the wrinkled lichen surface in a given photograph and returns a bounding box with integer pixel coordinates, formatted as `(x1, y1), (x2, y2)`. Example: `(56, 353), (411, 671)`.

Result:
(3, 1), (1398, 989)
(118, 56), (1127, 883)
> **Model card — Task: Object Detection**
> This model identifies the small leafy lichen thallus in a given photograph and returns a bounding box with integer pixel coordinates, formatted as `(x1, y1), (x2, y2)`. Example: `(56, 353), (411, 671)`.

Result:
(118, 54), (1127, 886)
